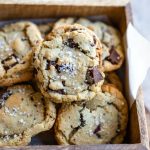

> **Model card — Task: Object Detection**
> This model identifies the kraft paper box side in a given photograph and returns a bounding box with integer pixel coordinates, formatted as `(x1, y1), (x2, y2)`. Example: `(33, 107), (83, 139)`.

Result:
(0, 2), (148, 150)
(0, 0), (130, 6)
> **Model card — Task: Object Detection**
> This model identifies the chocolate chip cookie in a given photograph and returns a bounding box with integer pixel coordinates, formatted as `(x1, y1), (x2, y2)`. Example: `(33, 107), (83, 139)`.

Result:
(33, 24), (104, 103)
(0, 85), (56, 146)
(76, 18), (124, 72)
(104, 72), (123, 92)
(54, 18), (124, 72)
(55, 84), (128, 145)
(0, 21), (43, 86)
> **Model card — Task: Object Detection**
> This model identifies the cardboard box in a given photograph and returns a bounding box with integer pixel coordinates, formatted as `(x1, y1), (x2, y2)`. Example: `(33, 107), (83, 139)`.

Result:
(0, 1), (149, 149)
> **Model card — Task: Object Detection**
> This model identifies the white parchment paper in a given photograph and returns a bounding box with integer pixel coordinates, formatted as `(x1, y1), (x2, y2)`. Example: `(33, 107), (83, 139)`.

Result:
(126, 23), (150, 109)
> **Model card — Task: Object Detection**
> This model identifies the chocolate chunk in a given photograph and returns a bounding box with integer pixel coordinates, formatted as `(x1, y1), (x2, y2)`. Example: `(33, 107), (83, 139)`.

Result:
(80, 113), (86, 127)
(44, 58), (59, 70)
(90, 37), (96, 47)
(86, 67), (103, 85)
(93, 35), (97, 45)
(93, 124), (101, 138)
(0, 90), (12, 109)
(46, 60), (56, 70)
(93, 124), (101, 134)
(1, 54), (20, 71)
(90, 43), (95, 47)
(62, 80), (66, 86)
(96, 133), (101, 138)
(70, 28), (78, 32)
(107, 46), (121, 64)
(4, 54), (18, 62)
(64, 38), (79, 49)
(48, 88), (66, 95)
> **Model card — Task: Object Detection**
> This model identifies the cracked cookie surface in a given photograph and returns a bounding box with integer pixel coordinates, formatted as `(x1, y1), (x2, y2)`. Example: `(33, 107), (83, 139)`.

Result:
(55, 84), (128, 145)
(33, 24), (104, 103)
(54, 18), (124, 72)
(0, 21), (43, 86)
(0, 84), (56, 146)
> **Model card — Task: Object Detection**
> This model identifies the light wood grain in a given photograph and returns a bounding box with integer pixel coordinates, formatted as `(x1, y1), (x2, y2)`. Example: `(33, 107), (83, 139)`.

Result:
(136, 87), (149, 149)
(145, 109), (150, 145)
(0, 0), (130, 6)
(0, 144), (147, 150)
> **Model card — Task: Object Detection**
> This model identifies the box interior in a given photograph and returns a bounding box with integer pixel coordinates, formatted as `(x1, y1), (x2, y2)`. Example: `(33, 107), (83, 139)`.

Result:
(0, 3), (147, 149)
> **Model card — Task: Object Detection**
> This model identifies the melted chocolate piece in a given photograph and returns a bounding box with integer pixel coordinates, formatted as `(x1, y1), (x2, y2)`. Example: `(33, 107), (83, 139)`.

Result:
(1, 54), (20, 71)
(62, 80), (66, 86)
(93, 35), (97, 45)
(0, 90), (12, 108)
(80, 113), (86, 127)
(93, 124), (101, 138)
(48, 88), (66, 95)
(2, 54), (18, 63)
(86, 67), (103, 85)
(70, 28), (78, 32)
(93, 124), (101, 134)
(46, 60), (56, 70)
(96, 133), (101, 138)
(64, 38), (79, 49)
(107, 46), (121, 64)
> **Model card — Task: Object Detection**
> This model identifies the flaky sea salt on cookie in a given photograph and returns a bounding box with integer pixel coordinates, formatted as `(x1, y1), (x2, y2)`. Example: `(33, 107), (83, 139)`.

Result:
(33, 24), (104, 103)
(0, 21), (43, 86)
(0, 85), (56, 146)
(55, 84), (128, 145)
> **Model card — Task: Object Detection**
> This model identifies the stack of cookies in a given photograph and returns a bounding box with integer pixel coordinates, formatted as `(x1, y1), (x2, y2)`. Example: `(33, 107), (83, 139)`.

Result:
(0, 18), (128, 146)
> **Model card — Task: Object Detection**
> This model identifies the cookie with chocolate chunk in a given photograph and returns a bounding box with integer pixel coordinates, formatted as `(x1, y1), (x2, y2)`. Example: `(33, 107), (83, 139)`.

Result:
(104, 72), (123, 92)
(54, 18), (124, 72)
(0, 21), (43, 86)
(33, 24), (104, 103)
(0, 84), (56, 146)
(76, 18), (124, 72)
(55, 84), (128, 145)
